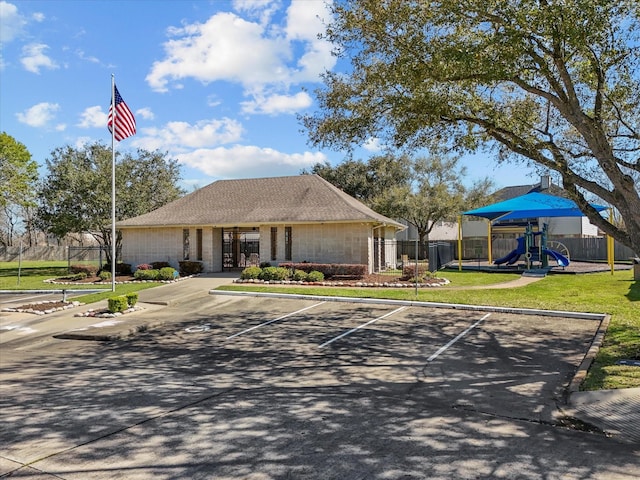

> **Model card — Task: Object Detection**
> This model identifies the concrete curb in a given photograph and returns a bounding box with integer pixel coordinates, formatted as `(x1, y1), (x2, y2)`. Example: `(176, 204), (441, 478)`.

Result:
(208, 289), (607, 321)
(568, 314), (611, 394)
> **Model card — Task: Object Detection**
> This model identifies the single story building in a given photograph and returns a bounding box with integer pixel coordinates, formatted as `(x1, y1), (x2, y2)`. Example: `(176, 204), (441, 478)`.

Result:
(117, 175), (405, 273)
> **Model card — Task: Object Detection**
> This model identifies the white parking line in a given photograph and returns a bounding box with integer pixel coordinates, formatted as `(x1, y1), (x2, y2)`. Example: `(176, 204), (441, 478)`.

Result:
(318, 306), (408, 348)
(427, 313), (491, 362)
(226, 302), (327, 340)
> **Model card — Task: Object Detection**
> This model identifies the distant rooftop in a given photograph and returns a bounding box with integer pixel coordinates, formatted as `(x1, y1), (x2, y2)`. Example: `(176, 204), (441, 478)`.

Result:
(494, 175), (566, 201)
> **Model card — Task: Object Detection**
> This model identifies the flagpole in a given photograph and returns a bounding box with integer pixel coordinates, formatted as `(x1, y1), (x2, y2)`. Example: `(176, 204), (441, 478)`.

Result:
(111, 74), (116, 292)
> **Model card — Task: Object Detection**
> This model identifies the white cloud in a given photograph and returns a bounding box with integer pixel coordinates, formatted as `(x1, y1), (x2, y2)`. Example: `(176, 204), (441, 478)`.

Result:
(78, 106), (152, 130)
(133, 117), (244, 151)
(74, 136), (93, 149)
(16, 102), (60, 127)
(241, 91), (312, 115)
(363, 137), (382, 152)
(284, 0), (334, 83)
(232, 0), (281, 25)
(77, 105), (107, 128)
(147, 12), (288, 92)
(206, 94), (222, 107)
(177, 144), (326, 178)
(0, 1), (27, 43)
(146, 2), (335, 96)
(21, 43), (58, 73)
(32, 11), (44, 22)
(136, 107), (154, 120)
(127, 112), (324, 179)
(76, 49), (100, 64)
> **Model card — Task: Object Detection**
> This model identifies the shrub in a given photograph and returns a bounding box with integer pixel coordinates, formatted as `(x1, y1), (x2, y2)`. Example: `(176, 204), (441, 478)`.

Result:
(62, 272), (87, 281)
(102, 263), (133, 275)
(125, 292), (138, 307)
(306, 270), (324, 282)
(98, 271), (111, 281)
(158, 267), (178, 280)
(279, 263), (367, 279)
(179, 261), (203, 275)
(136, 263), (153, 270)
(69, 264), (98, 276)
(151, 261), (171, 269)
(259, 266), (289, 281)
(134, 269), (159, 280)
(107, 296), (129, 313)
(240, 266), (262, 279)
(259, 262), (272, 268)
(291, 269), (308, 281)
(402, 263), (430, 280)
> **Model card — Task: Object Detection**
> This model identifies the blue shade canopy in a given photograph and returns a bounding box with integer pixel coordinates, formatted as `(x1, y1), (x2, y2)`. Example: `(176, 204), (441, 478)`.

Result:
(463, 192), (607, 221)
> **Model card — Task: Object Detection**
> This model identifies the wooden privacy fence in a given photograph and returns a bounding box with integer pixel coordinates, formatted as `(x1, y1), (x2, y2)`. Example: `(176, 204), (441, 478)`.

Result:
(1, 245), (69, 262)
(0, 245), (108, 266)
(394, 238), (636, 263)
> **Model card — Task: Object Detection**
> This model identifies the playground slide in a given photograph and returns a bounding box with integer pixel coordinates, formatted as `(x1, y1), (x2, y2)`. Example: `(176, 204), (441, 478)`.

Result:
(494, 249), (521, 265)
(543, 249), (570, 267)
(494, 237), (526, 265)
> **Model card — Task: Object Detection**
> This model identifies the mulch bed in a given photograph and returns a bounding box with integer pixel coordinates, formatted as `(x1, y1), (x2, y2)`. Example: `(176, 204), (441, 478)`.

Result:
(235, 273), (449, 288)
(46, 275), (138, 284)
(2, 300), (83, 315)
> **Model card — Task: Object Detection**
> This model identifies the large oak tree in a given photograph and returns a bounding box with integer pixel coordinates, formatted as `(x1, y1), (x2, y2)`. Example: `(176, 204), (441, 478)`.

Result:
(304, 154), (494, 246)
(37, 142), (184, 263)
(303, 0), (640, 254)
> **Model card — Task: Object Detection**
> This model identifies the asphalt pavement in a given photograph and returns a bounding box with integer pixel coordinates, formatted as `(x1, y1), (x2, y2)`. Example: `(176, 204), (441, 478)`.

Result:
(2, 272), (639, 446)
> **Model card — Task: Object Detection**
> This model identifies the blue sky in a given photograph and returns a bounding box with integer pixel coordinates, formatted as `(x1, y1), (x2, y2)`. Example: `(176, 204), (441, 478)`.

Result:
(1, 0), (540, 191)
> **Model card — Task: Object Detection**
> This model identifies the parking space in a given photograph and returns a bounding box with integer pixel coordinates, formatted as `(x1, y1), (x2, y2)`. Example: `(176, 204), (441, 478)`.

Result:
(169, 296), (597, 420)
(2, 295), (638, 480)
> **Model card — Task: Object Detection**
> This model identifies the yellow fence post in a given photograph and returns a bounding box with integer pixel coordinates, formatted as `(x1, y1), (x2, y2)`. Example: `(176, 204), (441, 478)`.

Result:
(458, 215), (463, 272)
(487, 219), (492, 265)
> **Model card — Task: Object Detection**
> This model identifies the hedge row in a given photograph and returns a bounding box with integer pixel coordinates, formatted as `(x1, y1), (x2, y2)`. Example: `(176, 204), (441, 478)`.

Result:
(240, 266), (324, 282)
(101, 263), (133, 275)
(134, 267), (178, 281)
(278, 263), (367, 279)
(70, 264), (98, 276)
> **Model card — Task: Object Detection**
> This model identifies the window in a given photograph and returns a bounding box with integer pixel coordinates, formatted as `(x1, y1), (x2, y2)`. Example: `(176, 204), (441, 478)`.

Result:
(285, 226), (292, 261)
(270, 227), (277, 261)
(183, 229), (190, 260)
(196, 228), (203, 261)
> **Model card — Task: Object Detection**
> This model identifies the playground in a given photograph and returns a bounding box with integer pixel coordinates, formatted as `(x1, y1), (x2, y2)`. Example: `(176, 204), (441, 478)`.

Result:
(461, 191), (626, 275)
(493, 223), (570, 269)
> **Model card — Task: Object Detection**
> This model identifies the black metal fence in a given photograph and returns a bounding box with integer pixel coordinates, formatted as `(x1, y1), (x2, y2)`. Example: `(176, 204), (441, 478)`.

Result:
(428, 242), (456, 272)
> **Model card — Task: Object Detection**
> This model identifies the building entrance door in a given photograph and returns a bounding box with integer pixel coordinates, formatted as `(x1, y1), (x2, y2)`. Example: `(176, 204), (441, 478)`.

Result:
(223, 228), (260, 269)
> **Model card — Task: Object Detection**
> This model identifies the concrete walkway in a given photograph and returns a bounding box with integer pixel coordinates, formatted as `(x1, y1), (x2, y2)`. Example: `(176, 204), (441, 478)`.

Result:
(563, 387), (640, 444)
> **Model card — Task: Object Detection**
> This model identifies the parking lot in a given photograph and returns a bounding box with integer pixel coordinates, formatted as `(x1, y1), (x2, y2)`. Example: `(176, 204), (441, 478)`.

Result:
(2, 294), (639, 479)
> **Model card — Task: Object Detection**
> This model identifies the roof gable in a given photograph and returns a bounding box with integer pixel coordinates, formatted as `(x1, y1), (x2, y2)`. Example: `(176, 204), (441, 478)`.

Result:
(118, 175), (404, 228)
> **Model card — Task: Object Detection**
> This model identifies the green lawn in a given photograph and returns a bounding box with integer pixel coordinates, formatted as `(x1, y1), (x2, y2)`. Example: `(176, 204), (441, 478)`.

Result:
(0, 261), (160, 300)
(218, 269), (640, 391)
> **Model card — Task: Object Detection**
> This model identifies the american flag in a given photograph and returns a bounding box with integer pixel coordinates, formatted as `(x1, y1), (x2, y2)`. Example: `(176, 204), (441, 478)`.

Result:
(108, 85), (136, 141)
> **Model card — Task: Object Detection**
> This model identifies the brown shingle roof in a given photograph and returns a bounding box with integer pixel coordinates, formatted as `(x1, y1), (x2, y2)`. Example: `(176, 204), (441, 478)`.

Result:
(118, 175), (404, 229)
